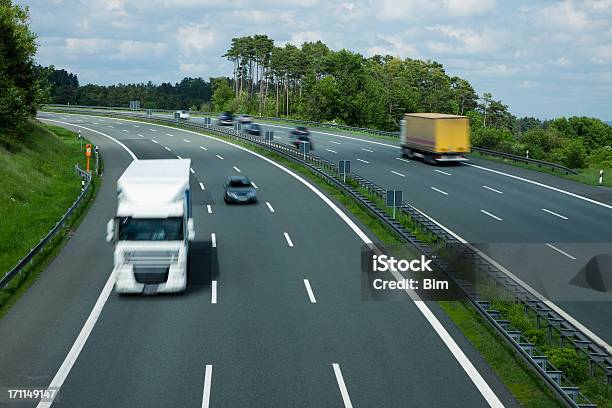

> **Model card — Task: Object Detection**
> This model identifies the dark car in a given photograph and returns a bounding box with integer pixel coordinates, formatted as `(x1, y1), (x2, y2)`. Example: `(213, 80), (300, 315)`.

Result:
(243, 122), (261, 136)
(218, 112), (234, 126)
(289, 126), (313, 149)
(224, 175), (257, 204)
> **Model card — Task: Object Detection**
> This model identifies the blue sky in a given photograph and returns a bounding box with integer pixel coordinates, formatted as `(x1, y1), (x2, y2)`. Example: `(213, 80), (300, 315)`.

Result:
(17, 0), (612, 120)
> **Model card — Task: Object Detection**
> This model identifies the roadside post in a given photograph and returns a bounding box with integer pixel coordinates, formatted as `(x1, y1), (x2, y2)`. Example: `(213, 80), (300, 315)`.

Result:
(95, 146), (99, 175)
(338, 160), (351, 183)
(85, 144), (92, 173)
(78, 129), (82, 151)
(386, 190), (403, 219)
(600, 170), (604, 185)
(173, 111), (180, 123)
(299, 140), (310, 160)
(526, 149), (530, 159)
(265, 131), (274, 142)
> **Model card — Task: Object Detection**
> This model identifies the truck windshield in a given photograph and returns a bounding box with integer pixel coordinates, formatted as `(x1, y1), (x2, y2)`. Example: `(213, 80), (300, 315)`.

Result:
(117, 217), (183, 241)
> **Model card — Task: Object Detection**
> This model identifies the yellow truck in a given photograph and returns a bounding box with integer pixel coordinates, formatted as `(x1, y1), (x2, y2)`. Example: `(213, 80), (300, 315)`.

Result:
(400, 113), (470, 164)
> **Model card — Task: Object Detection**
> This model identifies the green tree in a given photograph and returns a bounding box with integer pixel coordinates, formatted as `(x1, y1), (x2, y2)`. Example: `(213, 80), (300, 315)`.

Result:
(211, 77), (234, 112)
(0, 0), (42, 131)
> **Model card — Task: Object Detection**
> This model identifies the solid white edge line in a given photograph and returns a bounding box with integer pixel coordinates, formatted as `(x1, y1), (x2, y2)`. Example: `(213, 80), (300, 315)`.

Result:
(48, 113), (522, 402)
(211, 281), (217, 304)
(199, 182), (205, 190)
(390, 170), (405, 177)
(332, 364), (353, 408)
(266, 202), (275, 213)
(201, 364), (213, 408)
(465, 162), (612, 211)
(431, 187), (448, 196)
(303, 279), (316, 303)
(481, 209), (502, 221)
(542, 208), (568, 220)
(207, 204), (212, 214)
(211, 233), (216, 248)
(283, 232), (294, 247)
(482, 185), (503, 194)
(546, 243), (577, 260)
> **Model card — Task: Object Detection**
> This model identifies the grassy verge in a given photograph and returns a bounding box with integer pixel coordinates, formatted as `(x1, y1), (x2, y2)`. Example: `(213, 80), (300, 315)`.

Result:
(0, 122), (100, 317)
(469, 151), (612, 188)
(44, 111), (586, 407)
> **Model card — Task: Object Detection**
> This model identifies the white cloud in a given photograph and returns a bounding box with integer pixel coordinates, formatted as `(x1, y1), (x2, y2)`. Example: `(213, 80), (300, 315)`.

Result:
(179, 61), (209, 75)
(289, 31), (323, 46)
(365, 34), (419, 58)
(555, 56), (570, 66)
(113, 41), (167, 60)
(176, 25), (216, 57)
(426, 25), (499, 54)
(539, 1), (589, 30)
(374, 0), (496, 21)
(64, 38), (114, 55)
(591, 44), (612, 64)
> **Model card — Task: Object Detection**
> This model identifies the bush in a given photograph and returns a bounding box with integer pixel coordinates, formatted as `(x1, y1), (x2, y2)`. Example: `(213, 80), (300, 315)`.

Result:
(589, 146), (612, 167)
(562, 139), (588, 168)
(471, 127), (513, 149)
(547, 348), (587, 383)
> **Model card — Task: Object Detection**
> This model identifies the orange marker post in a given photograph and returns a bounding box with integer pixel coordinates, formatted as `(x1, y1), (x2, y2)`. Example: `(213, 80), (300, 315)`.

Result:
(85, 144), (92, 172)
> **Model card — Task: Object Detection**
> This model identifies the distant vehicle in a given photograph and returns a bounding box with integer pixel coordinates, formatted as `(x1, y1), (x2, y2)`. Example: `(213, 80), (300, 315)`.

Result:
(289, 126), (313, 149)
(218, 112), (234, 126)
(224, 175), (257, 204)
(175, 110), (190, 120)
(237, 114), (253, 123)
(105, 159), (195, 294)
(243, 122), (261, 136)
(400, 113), (470, 164)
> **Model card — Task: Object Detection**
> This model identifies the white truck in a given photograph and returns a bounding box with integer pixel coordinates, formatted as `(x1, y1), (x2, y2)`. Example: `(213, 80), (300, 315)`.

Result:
(106, 159), (194, 294)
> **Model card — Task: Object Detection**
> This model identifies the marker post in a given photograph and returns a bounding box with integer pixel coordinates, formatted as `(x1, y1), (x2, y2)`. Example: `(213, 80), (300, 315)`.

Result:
(85, 144), (92, 173)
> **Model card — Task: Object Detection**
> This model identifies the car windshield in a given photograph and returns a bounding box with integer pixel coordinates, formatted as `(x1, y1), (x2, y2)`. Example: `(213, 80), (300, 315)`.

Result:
(118, 217), (183, 241)
(229, 179), (251, 188)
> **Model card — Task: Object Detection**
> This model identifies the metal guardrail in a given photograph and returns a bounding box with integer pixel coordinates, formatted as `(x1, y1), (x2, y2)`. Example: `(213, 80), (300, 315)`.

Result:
(472, 146), (578, 175)
(44, 107), (609, 407)
(0, 165), (92, 289)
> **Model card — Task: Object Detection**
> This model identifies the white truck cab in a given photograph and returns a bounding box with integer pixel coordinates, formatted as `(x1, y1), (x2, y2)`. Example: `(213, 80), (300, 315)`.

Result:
(106, 159), (194, 294)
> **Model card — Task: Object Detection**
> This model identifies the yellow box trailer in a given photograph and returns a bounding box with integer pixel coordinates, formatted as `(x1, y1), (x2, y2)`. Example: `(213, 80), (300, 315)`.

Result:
(400, 113), (470, 164)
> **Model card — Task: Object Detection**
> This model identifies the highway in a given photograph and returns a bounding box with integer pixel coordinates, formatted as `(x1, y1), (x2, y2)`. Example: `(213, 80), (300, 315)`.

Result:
(0, 112), (518, 407)
(149, 111), (612, 348)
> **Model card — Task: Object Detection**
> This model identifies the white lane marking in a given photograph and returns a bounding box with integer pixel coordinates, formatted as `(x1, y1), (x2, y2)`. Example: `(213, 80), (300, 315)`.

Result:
(332, 364), (353, 408)
(391, 170), (405, 177)
(92, 122), (98, 125)
(329, 140), (341, 145)
(201, 364), (213, 408)
(266, 202), (275, 213)
(356, 158), (369, 164)
(164, 146), (171, 151)
(435, 169), (452, 176)
(122, 129), (128, 132)
(166, 133), (174, 137)
(184, 138), (191, 143)
(326, 148), (338, 154)
(216, 155), (224, 160)
(431, 187), (448, 196)
(480, 210), (503, 221)
(200, 146), (207, 150)
(150, 128), (157, 132)
(133, 125), (139, 128)
(211, 281), (217, 305)
(396, 157), (411, 163)
(137, 134), (144, 138)
(546, 243), (576, 260)
(483, 185), (503, 194)
(361, 148), (374, 152)
(199, 182), (205, 190)
(542, 208), (568, 220)
(35, 269), (119, 408)
(252, 182), (258, 189)
(303, 279), (317, 303)
(177, 155), (183, 159)
(207, 205), (212, 214)
(211, 233), (216, 248)
(233, 166), (241, 173)
(190, 168), (195, 174)
(284, 232), (294, 247)
(107, 125), (113, 128)
(152, 139), (159, 144)
(62, 114), (531, 397)
(39, 119), (137, 160)
(465, 162), (612, 211)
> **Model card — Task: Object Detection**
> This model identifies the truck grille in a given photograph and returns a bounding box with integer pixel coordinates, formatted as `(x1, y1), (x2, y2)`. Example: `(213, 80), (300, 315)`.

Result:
(134, 267), (169, 284)
(124, 250), (179, 266)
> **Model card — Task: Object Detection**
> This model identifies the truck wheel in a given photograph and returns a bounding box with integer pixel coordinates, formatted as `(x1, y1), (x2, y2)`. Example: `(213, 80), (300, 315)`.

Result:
(424, 154), (436, 165)
(402, 147), (414, 159)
